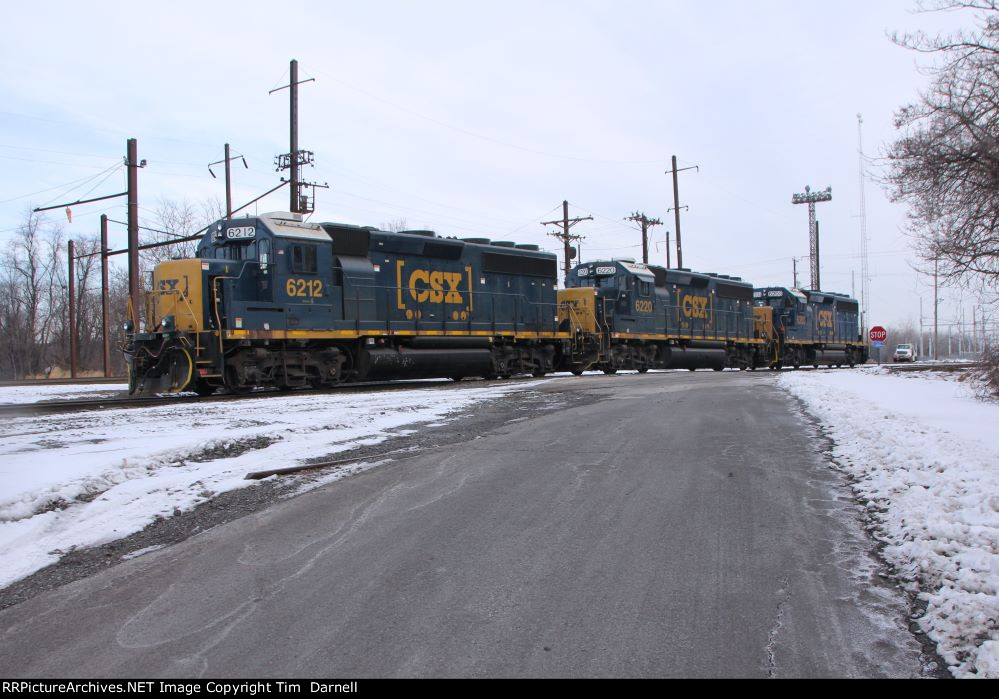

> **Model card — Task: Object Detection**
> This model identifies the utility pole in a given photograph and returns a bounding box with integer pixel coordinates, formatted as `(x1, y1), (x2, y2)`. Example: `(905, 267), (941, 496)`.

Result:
(793, 258), (800, 289)
(68, 240), (77, 379)
(126, 138), (145, 326)
(32, 138), (138, 331)
(625, 212), (662, 264)
(791, 184), (832, 291)
(208, 144), (248, 218)
(666, 155), (698, 269)
(270, 59), (327, 214)
(920, 297), (925, 357)
(934, 257), (939, 360)
(665, 231), (671, 268)
(100, 214), (111, 377)
(542, 200), (592, 282)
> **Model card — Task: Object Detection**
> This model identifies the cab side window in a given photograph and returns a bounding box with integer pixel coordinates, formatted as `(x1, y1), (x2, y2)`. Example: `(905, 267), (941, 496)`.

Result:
(291, 245), (317, 274)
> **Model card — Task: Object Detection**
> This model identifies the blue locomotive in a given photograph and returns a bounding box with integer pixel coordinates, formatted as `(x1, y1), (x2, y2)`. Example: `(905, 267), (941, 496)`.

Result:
(558, 260), (764, 372)
(125, 212), (870, 394)
(751, 287), (867, 368)
(126, 212), (566, 394)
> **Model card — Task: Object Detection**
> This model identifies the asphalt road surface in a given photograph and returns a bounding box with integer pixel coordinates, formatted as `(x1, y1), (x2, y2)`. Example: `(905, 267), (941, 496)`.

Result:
(0, 372), (931, 678)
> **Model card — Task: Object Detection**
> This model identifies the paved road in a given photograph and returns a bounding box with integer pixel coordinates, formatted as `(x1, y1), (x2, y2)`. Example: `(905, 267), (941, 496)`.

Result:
(0, 372), (927, 677)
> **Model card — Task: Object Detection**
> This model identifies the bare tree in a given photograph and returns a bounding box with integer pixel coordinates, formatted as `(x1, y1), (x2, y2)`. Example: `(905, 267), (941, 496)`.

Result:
(0, 210), (66, 378)
(885, 1), (999, 302)
(379, 218), (409, 232)
(140, 197), (224, 268)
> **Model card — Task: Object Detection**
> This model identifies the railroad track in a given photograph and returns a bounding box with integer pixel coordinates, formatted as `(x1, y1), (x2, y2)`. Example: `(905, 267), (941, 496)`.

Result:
(0, 377), (126, 387)
(882, 361), (981, 373)
(0, 378), (479, 417)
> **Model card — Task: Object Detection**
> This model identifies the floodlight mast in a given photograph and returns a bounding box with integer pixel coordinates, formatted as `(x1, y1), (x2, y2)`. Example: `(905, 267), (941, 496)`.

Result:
(791, 185), (832, 291)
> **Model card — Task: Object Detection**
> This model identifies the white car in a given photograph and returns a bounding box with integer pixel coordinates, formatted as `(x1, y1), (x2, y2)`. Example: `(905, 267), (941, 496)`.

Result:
(893, 344), (917, 362)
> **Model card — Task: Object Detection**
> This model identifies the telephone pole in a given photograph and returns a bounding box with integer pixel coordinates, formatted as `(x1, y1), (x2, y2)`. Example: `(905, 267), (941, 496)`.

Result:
(125, 138), (145, 323)
(542, 200), (592, 282)
(624, 212), (662, 264)
(100, 214), (111, 377)
(934, 256), (939, 360)
(208, 144), (248, 218)
(270, 59), (327, 214)
(666, 155), (698, 269)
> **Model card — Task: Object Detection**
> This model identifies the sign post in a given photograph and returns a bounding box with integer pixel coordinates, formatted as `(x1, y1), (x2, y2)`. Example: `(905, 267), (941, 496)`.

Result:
(869, 326), (887, 365)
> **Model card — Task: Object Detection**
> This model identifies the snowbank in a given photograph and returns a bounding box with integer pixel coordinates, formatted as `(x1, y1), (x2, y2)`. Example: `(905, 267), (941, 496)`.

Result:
(779, 367), (999, 678)
(0, 382), (533, 589)
(0, 383), (129, 404)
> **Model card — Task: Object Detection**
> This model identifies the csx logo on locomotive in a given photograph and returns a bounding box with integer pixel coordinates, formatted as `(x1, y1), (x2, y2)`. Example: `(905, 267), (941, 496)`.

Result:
(817, 310), (834, 329)
(681, 294), (710, 320)
(396, 262), (473, 319)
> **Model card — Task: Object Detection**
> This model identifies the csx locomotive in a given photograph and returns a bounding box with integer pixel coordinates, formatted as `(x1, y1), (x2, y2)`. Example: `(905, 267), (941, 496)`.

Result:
(124, 211), (868, 394)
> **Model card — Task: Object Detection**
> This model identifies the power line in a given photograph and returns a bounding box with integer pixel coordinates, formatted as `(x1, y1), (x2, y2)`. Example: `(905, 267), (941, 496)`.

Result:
(666, 155), (698, 269)
(624, 212), (662, 264)
(309, 66), (670, 166)
(542, 200), (592, 281)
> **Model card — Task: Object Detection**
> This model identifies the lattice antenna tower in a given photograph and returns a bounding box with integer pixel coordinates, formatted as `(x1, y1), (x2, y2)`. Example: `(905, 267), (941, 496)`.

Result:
(857, 114), (870, 332)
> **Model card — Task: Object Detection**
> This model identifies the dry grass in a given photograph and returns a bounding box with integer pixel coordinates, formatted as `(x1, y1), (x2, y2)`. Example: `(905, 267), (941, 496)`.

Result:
(974, 344), (999, 401)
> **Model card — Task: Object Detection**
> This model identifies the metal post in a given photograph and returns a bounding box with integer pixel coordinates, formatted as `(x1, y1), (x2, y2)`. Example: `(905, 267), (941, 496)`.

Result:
(814, 219), (821, 291)
(562, 200), (571, 279)
(127, 138), (141, 326)
(666, 230), (671, 269)
(224, 143), (232, 218)
(671, 155), (683, 269)
(290, 59), (299, 213)
(68, 240), (78, 379)
(101, 214), (111, 377)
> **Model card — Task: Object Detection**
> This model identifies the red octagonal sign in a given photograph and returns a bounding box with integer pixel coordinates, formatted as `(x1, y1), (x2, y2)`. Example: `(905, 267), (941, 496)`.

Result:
(869, 326), (887, 343)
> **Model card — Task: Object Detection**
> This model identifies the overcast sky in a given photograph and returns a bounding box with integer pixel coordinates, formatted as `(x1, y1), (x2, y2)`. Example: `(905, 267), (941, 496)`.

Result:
(0, 0), (986, 332)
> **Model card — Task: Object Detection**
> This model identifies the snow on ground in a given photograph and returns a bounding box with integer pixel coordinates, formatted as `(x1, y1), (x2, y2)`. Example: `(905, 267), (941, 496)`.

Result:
(779, 366), (999, 678)
(0, 383), (129, 404)
(0, 381), (535, 589)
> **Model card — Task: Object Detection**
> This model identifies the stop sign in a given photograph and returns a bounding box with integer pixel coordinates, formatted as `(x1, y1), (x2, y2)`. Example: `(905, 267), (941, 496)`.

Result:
(869, 326), (887, 343)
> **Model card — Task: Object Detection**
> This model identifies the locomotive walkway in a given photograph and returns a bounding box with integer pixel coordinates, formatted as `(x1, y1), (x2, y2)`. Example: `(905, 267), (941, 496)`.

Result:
(0, 372), (930, 677)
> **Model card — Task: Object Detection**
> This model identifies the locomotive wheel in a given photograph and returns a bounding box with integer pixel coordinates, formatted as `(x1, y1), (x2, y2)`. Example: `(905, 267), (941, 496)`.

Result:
(602, 368), (617, 375)
(532, 370), (547, 378)
(688, 368), (696, 371)
(450, 376), (464, 382)
(712, 366), (723, 371)
(224, 367), (252, 394)
(637, 367), (649, 374)
(571, 368), (585, 376)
